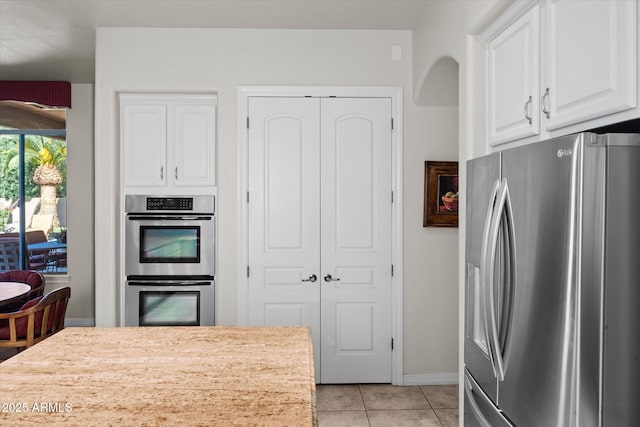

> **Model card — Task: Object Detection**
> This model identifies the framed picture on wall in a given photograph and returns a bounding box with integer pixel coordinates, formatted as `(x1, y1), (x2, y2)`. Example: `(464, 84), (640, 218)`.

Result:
(423, 161), (458, 227)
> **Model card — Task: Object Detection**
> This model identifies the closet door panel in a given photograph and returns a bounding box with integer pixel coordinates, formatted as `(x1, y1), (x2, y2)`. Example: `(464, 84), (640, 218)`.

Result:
(320, 97), (393, 383)
(247, 97), (321, 381)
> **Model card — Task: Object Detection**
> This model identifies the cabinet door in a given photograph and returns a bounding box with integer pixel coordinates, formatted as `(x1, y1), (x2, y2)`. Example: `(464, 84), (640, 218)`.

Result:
(544, 0), (637, 131)
(121, 103), (167, 187)
(172, 103), (216, 187)
(487, 4), (540, 146)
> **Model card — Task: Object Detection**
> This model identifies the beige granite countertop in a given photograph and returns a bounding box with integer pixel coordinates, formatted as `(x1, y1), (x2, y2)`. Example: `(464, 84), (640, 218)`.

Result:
(0, 326), (316, 426)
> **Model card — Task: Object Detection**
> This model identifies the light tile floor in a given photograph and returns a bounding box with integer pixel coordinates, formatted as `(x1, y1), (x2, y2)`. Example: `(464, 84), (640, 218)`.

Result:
(316, 384), (458, 427)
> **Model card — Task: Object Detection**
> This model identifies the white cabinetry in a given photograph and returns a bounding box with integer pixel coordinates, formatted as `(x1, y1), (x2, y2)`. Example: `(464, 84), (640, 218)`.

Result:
(120, 94), (217, 190)
(487, 4), (540, 144)
(486, 0), (637, 146)
(544, 0), (636, 131)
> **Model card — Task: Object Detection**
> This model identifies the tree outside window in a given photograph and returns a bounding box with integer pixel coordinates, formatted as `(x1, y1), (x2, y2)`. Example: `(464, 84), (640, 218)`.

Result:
(0, 132), (67, 273)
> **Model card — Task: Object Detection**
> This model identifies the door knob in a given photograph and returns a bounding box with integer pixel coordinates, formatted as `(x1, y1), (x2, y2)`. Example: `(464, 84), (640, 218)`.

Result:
(324, 274), (340, 282)
(302, 274), (317, 283)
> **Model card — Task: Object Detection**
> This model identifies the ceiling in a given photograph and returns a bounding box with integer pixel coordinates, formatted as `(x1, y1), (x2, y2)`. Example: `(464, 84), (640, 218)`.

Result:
(0, 0), (431, 83)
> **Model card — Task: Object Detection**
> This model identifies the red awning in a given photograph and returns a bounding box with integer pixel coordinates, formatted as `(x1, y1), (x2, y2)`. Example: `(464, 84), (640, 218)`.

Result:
(0, 81), (71, 108)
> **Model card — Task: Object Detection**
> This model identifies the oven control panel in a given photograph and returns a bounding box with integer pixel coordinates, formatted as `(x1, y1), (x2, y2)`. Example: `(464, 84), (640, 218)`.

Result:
(125, 195), (215, 214)
(146, 197), (193, 211)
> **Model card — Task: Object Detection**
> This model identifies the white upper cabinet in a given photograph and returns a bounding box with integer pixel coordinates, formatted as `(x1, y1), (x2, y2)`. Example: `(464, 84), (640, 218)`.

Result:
(121, 102), (168, 187)
(544, 0), (637, 131)
(121, 94), (217, 190)
(487, 3), (541, 145)
(485, 0), (637, 146)
(172, 103), (217, 187)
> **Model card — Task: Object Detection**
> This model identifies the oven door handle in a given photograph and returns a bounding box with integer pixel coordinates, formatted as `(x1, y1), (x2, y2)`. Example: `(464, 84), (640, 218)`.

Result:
(127, 281), (213, 286)
(127, 216), (213, 221)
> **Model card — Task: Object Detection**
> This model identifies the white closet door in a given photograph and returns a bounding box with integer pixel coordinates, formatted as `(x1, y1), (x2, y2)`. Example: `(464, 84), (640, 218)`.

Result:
(320, 98), (393, 383)
(247, 97), (322, 379)
(247, 96), (393, 384)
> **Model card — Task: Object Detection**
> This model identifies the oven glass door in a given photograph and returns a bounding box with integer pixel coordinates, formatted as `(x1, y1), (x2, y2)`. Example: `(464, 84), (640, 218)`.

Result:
(126, 215), (215, 277)
(139, 291), (200, 326)
(125, 280), (215, 326)
(140, 226), (200, 263)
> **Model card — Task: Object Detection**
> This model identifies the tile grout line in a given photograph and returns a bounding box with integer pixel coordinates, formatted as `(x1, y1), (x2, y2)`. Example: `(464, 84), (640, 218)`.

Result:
(419, 386), (444, 427)
(432, 408), (446, 427)
(418, 385), (434, 409)
(357, 384), (373, 426)
(422, 385), (461, 427)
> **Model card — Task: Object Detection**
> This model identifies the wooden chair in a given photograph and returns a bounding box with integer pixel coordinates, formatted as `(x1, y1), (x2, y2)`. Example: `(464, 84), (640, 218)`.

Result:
(0, 286), (70, 351)
(0, 270), (46, 312)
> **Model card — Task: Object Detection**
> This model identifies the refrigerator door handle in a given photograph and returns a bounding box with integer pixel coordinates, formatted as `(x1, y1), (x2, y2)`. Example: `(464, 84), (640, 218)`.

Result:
(480, 180), (501, 376)
(499, 179), (517, 374)
(484, 178), (513, 381)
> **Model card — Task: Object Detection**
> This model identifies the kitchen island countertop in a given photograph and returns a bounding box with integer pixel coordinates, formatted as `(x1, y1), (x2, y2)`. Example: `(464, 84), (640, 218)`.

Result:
(0, 326), (316, 426)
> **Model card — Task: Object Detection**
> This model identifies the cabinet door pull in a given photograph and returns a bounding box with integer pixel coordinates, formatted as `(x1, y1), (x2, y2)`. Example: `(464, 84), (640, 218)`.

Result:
(523, 96), (533, 124)
(175, 167), (178, 180)
(160, 166), (164, 180)
(541, 88), (550, 119)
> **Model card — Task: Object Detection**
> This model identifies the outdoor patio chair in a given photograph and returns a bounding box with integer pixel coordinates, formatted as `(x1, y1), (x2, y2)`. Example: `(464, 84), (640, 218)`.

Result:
(25, 230), (64, 270)
(0, 240), (20, 272)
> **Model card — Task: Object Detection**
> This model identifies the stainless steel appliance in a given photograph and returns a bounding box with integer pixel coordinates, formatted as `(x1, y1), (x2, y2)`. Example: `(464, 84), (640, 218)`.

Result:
(464, 133), (640, 426)
(125, 278), (214, 326)
(124, 195), (215, 326)
(125, 195), (215, 277)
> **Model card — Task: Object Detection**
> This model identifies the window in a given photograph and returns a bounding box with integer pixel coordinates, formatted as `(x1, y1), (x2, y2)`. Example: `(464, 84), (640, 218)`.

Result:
(0, 103), (67, 274)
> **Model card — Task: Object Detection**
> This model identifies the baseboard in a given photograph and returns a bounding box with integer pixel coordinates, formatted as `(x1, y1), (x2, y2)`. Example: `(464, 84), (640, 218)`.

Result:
(65, 318), (95, 327)
(403, 372), (459, 385)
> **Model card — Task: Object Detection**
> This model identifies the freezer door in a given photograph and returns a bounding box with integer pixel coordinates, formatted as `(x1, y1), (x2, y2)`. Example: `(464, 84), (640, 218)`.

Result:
(465, 153), (501, 403)
(464, 369), (514, 427)
(498, 134), (587, 427)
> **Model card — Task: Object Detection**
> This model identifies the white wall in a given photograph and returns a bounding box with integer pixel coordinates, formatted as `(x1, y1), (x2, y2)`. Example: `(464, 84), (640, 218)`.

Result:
(57, 83), (94, 320)
(402, 105), (459, 378)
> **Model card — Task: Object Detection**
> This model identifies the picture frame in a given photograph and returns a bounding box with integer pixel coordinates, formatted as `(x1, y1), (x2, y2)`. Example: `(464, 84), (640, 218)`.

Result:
(423, 161), (459, 227)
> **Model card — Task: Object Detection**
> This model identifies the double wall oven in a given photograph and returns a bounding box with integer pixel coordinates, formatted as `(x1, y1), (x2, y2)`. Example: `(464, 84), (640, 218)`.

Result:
(124, 195), (215, 326)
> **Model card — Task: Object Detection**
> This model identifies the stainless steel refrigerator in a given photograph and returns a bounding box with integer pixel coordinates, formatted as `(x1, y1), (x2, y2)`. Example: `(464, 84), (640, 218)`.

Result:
(464, 133), (640, 427)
